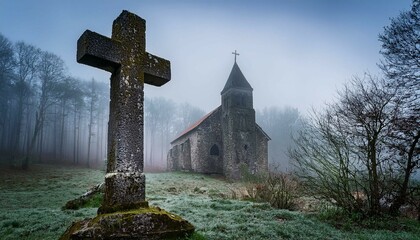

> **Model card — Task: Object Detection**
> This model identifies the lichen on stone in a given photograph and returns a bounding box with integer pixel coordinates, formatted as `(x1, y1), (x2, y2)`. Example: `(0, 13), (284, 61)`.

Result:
(60, 206), (194, 240)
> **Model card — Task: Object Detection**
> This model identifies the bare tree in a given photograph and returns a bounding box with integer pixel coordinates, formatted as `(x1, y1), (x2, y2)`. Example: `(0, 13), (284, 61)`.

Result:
(292, 1), (419, 217)
(379, 0), (419, 96)
(54, 76), (80, 161)
(23, 51), (65, 169)
(336, 76), (399, 215)
(94, 81), (109, 165)
(379, 0), (420, 215)
(0, 34), (14, 91)
(144, 98), (160, 167)
(158, 99), (176, 165)
(86, 78), (98, 168)
(0, 34), (15, 153)
(69, 81), (85, 164)
(291, 75), (400, 216)
(0, 35), (113, 167)
(10, 42), (40, 164)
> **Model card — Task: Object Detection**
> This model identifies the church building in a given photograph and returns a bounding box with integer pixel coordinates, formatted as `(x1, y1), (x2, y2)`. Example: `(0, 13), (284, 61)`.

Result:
(167, 56), (270, 179)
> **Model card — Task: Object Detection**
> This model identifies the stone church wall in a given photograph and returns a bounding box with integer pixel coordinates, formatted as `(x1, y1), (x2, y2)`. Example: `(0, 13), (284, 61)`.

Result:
(168, 107), (224, 174)
(168, 108), (269, 177)
(256, 127), (269, 173)
(167, 134), (193, 171)
(188, 132), (199, 171)
(222, 107), (257, 179)
(195, 108), (223, 174)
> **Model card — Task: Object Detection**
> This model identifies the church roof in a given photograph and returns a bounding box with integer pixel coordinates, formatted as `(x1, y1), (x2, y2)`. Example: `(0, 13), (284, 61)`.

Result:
(170, 106), (271, 144)
(221, 62), (253, 94)
(170, 107), (221, 144)
(256, 124), (271, 141)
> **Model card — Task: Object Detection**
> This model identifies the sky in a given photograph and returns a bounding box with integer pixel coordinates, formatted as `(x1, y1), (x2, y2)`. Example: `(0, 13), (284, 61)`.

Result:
(0, 0), (413, 114)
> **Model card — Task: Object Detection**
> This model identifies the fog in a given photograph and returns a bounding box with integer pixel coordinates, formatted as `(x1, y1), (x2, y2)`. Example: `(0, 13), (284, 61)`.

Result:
(0, 0), (411, 113)
(0, 0), (413, 169)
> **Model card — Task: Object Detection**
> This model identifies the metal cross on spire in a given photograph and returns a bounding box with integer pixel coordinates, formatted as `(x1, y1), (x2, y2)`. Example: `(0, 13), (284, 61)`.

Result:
(232, 50), (239, 63)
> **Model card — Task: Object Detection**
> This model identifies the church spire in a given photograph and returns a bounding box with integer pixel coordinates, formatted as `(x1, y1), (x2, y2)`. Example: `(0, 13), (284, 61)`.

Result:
(221, 59), (253, 95)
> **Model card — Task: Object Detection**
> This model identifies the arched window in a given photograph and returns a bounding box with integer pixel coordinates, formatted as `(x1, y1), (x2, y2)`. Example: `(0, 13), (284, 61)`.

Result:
(210, 144), (219, 156)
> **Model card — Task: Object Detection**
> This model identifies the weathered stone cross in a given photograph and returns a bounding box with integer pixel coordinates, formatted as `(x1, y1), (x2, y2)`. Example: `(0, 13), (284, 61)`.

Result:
(77, 10), (170, 213)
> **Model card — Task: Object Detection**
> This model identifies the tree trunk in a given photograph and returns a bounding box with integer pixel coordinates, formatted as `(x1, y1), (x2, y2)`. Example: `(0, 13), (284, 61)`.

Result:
(87, 123), (92, 168)
(25, 108), (32, 160)
(38, 123), (44, 163)
(96, 115), (101, 163)
(53, 105), (58, 161)
(59, 100), (66, 161)
(73, 108), (77, 164)
(11, 95), (24, 163)
(22, 111), (42, 170)
(76, 112), (81, 164)
(389, 131), (420, 215)
(87, 99), (94, 168)
(370, 139), (381, 216)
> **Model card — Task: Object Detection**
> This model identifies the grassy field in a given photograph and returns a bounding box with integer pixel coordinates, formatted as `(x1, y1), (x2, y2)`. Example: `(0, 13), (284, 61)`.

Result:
(1, 164), (420, 240)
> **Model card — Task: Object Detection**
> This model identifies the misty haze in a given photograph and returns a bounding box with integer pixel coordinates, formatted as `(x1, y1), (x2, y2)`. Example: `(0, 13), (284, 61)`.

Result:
(0, 0), (419, 239)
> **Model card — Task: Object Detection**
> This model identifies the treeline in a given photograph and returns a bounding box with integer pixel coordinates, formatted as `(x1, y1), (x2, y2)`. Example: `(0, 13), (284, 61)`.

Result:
(0, 33), (109, 168)
(144, 98), (205, 171)
(0, 33), (209, 170)
(256, 106), (303, 170)
(0, 33), (304, 172)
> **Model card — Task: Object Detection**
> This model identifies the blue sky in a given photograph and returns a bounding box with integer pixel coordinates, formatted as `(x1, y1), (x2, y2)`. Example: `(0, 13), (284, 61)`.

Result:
(0, 0), (412, 113)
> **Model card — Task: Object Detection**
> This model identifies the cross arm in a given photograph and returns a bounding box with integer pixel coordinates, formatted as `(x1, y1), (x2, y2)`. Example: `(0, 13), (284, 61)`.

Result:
(77, 30), (122, 73)
(144, 53), (171, 86)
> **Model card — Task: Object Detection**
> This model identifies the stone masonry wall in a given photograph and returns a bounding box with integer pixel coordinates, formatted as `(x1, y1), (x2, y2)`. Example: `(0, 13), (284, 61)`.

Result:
(222, 106), (257, 179)
(195, 107), (223, 174)
(256, 127), (269, 173)
(167, 133), (193, 171)
(168, 105), (269, 178)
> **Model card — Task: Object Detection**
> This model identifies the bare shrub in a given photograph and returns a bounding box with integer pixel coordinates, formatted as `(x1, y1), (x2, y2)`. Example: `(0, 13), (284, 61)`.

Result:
(242, 166), (300, 210)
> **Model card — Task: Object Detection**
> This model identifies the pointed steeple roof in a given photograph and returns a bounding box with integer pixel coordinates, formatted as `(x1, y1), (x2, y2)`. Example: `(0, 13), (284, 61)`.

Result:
(221, 62), (253, 94)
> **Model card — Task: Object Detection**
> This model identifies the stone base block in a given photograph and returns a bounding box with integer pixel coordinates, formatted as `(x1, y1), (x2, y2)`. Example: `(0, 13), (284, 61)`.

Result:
(101, 172), (145, 213)
(60, 206), (194, 240)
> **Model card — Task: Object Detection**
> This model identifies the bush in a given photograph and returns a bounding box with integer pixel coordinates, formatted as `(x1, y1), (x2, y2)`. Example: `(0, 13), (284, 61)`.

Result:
(242, 166), (300, 210)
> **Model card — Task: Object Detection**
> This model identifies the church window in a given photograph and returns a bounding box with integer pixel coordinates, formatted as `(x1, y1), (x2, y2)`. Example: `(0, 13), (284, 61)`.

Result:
(210, 144), (219, 156)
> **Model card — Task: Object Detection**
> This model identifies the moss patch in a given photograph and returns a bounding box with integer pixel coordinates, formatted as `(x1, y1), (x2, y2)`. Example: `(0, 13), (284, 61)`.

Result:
(61, 206), (194, 240)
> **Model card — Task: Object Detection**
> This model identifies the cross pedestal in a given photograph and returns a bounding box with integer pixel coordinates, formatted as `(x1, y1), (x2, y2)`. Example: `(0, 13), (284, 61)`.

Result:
(61, 10), (194, 239)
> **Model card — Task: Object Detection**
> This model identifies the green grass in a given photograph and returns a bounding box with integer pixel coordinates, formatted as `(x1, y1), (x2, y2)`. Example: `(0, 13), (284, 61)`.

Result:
(0, 164), (419, 239)
(0, 164), (102, 240)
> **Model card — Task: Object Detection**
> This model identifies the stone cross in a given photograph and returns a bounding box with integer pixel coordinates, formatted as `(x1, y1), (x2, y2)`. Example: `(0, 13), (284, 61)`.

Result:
(77, 10), (170, 213)
(232, 50), (239, 62)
